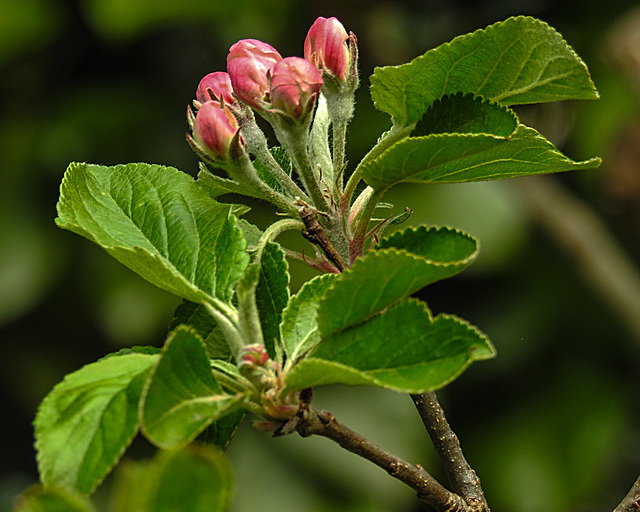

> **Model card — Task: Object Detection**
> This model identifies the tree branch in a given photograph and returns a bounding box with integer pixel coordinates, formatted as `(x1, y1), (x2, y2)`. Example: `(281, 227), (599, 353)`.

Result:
(293, 406), (470, 512)
(614, 474), (640, 512)
(411, 392), (490, 512)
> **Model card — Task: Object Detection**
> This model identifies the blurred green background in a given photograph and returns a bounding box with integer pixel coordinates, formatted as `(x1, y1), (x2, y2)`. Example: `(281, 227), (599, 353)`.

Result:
(2, 0), (640, 511)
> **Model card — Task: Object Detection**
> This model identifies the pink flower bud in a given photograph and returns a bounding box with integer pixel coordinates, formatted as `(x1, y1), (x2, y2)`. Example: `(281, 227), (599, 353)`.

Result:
(192, 101), (241, 159)
(227, 39), (282, 110)
(304, 17), (350, 81)
(269, 57), (323, 120)
(196, 71), (235, 105)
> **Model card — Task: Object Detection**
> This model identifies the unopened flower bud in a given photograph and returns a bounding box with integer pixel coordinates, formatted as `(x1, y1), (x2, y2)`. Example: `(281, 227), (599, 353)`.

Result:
(191, 101), (242, 160)
(304, 17), (350, 81)
(196, 71), (235, 105)
(269, 57), (323, 120)
(227, 39), (282, 110)
(239, 344), (271, 368)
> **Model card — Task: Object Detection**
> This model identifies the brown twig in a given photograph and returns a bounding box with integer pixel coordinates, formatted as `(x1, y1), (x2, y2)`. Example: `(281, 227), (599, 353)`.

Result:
(292, 406), (470, 511)
(614, 474), (640, 512)
(297, 204), (348, 271)
(411, 392), (490, 512)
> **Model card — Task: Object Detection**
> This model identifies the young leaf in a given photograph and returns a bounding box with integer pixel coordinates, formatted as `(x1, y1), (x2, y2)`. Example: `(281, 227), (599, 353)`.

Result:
(318, 227), (478, 337)
(413, 93), (518, 137)
(170, 301), (232, 361)
(34, 353), (159, 494)
(253, 146), (295, 198)
(255, 242), (290, 355)
(280, 273), (337, 366)
(149, 447), (233, 512)
(13, 484), (97, 512)
(284, 299), (495, 393)
(361, 124), (601, 191)
(56, 162), (249, 304)
(140, 326), (245, 450)
(108, 446), (233, 512)
(371, 16), (599, 126)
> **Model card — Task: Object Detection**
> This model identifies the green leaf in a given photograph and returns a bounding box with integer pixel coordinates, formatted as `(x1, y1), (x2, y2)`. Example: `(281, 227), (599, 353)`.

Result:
(34, 353), (159, 493)
(413, 93), (518, 137)
(170, 301), (232, 361)
(318, 226), (478, 337)
(149, 447), (233, 512)
(196, 408), (246, 449)
(371, 16), (599, 126)
(253, 146), (295, 198)
(55, 162), (249, 304)
(280, 273), (337, 366)
(255, 242), (290, 355)
(361, 124), (601, 191)
(108, 446), (233, 512)
(140, 326), (245, 450)
(13, 484), (97, 512)
(284, 299), (495, 393)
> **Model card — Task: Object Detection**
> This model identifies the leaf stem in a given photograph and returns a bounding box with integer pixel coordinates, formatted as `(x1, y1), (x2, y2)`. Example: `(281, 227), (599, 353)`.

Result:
(342, 124), (413, 209)
(411, 392), (490, 511)
(332, 119), (348, 191)
(202, 300), (244, 360)
(256, 218), (305, 258)
(349, 186), (387, 262)
(295, 407), (469, 511)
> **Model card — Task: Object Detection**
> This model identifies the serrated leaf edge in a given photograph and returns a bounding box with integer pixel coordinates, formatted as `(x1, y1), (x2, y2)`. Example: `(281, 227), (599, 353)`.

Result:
(138, 325), (245, 450)
(34, 352), (158, 494)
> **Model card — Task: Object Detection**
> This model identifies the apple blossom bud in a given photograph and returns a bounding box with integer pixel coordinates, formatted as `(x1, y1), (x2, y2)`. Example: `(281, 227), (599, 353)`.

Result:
(227, 39), (282, 110)
(191, 100), (241, 160)
(196, 71), (235, 105)
(269, 57), (323, 120)
(304, 17), (350, 81)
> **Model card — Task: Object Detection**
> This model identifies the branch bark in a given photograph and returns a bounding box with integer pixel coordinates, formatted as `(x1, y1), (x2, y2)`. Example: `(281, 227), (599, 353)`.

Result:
(294, 406), (470, 511)
(411, 392), (490, 512)
(614, 474), (640, 512)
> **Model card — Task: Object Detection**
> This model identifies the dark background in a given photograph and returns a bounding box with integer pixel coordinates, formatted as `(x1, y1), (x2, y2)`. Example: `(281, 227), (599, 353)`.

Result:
(2, 0), (640, 511)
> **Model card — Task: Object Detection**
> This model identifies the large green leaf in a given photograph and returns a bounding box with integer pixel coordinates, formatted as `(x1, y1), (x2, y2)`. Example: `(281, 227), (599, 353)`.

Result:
(108, 446), (233, 512)
(284, 299), (495, 393)
(361, 125), (600, 191)
(56, 162), (249, 304)
(371, 16), (599, 126)
(140, 326), (245, 450)
(34, 353), (159, 493)
(318, 226), (478, 337)
(280, 273), (337, 367)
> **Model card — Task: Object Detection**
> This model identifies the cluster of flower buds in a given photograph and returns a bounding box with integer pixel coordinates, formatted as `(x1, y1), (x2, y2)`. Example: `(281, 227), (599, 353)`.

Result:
(238, 344), (299, 422)
(187, 16), (357, 163)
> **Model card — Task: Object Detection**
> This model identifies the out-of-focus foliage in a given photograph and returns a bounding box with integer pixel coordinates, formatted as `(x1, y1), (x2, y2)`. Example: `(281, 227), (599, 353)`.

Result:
(1, 1), (639, 511)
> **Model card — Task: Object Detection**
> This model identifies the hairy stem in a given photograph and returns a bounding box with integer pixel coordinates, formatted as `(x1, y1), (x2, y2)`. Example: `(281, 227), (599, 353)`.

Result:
(296, 407), (469, 511)
(342, 124), (413, 209)
(411, 392), (490, 511)
(332, 119), (348, 191)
